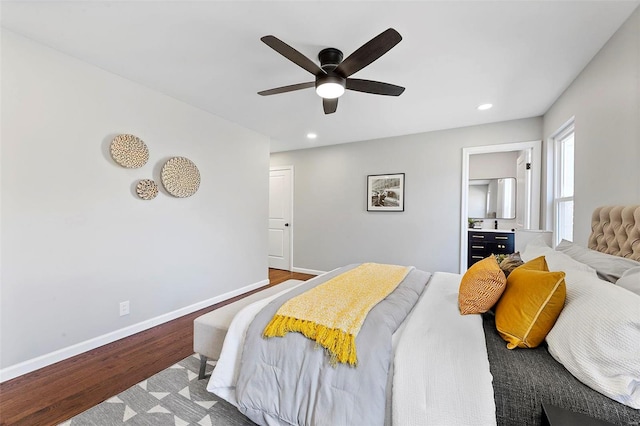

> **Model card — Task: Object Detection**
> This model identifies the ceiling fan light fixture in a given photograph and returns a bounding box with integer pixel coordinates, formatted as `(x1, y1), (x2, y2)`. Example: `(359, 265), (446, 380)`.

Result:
(315, 75), (346, 99)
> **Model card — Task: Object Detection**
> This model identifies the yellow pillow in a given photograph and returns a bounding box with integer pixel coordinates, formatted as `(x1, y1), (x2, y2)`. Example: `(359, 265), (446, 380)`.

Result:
(495, 256), (566, 349)
(458, 256), (507, 314)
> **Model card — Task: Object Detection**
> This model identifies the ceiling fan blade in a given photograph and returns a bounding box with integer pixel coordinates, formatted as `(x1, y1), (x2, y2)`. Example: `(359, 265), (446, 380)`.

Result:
(346, 79), (405, 96)
(261, 35), (325, 77)
(334, 28), (402, 78)
(258, 82), (315, 96)
(323, 98), (338, 114)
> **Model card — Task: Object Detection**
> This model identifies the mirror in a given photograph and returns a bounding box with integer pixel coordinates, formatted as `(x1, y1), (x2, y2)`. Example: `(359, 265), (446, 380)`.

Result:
(468, 177), (516, 219)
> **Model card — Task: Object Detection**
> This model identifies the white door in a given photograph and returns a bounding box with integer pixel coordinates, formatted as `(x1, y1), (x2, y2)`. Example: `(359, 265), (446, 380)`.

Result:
(268, 167), (292, 270)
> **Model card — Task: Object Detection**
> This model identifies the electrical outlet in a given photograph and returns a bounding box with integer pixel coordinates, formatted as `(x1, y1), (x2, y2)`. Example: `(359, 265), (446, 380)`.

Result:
(119, 301), (130, 316)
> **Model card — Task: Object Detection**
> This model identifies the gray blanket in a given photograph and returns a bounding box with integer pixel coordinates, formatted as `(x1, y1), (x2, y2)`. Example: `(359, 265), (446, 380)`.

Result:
(482, 312), (640, 426)
(235, 264), (431, 426)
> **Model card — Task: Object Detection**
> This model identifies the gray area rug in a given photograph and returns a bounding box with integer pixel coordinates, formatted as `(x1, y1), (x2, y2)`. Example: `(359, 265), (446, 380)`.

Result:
(60, 354), (255, 426)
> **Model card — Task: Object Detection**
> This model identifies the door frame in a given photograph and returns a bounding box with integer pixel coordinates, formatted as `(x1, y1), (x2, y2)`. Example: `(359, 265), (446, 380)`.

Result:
(269, 165), (294, 270)
(460, 140), (542, 273)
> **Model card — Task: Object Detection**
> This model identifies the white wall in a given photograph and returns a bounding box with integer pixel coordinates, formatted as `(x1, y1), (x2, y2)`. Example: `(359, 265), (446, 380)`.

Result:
(0, 30), (269, 378)
(271, 118), (542, 274)
(543, 7), (640, 245)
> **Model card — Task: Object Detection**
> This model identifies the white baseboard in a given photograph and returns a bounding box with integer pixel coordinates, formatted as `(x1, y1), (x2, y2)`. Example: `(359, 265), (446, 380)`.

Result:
(0, 278), (269, 383)
(292, 266), (327, 276)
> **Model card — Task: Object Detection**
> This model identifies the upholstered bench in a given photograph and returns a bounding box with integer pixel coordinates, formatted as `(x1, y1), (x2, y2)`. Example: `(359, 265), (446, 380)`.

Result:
(194, 279), (303, 379)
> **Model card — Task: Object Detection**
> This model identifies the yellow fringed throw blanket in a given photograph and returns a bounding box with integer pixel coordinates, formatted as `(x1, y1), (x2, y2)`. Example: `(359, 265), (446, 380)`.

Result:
(263, 263), (413, 366)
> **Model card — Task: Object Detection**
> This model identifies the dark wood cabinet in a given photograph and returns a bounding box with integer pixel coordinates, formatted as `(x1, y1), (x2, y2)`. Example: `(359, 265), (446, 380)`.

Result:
(468, 230), (515, 268)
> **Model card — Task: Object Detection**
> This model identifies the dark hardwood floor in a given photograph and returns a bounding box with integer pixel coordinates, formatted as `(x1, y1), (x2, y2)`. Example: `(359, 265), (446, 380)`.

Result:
(0, 269), (315, 426)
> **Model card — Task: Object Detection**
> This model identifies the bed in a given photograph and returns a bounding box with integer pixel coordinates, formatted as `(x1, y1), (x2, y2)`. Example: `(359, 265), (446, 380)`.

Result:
(208, 205), (640, 425)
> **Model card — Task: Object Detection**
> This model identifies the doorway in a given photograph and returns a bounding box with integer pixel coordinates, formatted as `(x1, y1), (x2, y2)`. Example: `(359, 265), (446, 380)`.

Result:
(460, 140), (542, 272)
(268, 166), (293, 270)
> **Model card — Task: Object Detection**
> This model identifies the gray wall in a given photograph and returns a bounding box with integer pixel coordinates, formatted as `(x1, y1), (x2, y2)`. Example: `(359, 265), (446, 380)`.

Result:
(469, 152), (519, 179)
(542, 6), (640, 246)
(0, 31), (269, 375)
(271, 118), (542, 273)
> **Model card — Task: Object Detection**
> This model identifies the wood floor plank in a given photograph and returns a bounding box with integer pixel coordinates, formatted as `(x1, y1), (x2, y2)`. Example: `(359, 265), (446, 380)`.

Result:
(0, 268), (315, 426)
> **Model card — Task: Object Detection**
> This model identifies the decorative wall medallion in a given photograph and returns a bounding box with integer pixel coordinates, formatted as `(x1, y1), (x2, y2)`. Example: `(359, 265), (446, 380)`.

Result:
(110, 134), (149, 168)
(136, 179), (159, 200)
(161, 157), (201, 198)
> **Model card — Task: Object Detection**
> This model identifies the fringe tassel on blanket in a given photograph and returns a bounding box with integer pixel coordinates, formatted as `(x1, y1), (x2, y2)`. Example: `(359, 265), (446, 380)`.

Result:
(263, 315), (358, 366)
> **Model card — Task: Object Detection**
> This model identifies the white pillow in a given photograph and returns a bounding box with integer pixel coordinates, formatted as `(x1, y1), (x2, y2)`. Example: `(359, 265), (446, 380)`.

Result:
(520, 234), (554, 261)
(546, 269), (640, 409)
(555, 239), (640, 283)
(521, 235), (596, 275)
(617, 266), (640, 296)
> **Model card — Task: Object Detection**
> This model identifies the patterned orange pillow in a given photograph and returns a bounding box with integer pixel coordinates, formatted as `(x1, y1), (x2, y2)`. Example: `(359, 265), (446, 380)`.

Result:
(495, 256), (566, 349)
(459, 256), (507, 314)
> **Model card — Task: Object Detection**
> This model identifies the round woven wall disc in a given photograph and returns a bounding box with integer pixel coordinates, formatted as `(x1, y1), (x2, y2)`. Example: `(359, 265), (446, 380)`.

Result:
(161, 157), (201, 198)
(136, 179), (159, 200)
(110, 134), (149, 168)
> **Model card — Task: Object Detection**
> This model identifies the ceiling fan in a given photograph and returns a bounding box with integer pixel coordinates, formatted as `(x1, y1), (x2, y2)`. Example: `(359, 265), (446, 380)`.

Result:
(258, 28), (405, 114)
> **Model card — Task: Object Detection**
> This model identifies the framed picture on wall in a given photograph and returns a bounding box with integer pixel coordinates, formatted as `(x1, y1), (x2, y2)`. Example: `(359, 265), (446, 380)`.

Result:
(367, 173), (405, 212)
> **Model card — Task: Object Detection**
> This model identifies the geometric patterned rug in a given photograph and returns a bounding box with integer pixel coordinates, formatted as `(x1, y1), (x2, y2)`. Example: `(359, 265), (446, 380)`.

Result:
(59, 354), (256, 426)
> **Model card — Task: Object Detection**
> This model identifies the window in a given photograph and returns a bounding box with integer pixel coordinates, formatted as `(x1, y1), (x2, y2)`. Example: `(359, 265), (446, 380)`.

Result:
(553, 121), (575, 246)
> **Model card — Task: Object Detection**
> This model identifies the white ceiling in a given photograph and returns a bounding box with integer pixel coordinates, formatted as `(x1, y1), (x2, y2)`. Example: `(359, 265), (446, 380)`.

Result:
(1, 1), (638, 152)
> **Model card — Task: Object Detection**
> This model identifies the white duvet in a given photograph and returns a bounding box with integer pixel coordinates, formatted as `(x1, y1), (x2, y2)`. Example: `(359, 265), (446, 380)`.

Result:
(207, 271), (496, 425)
(392, 272), (496, 426)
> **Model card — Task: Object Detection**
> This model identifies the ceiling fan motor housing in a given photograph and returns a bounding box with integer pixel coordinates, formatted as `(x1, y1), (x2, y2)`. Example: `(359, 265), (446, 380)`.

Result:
(318, 48), (343, 72)
(316, 48), (346, 98)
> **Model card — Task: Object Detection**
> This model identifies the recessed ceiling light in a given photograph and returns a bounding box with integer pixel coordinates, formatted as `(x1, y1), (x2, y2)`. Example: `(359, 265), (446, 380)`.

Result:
(477, 103), (493, 111)
(306, 133), (317, 139)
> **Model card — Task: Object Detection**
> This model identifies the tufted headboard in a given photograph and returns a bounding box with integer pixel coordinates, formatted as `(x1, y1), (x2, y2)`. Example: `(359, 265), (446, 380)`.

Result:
(588, 205), (640, 261)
